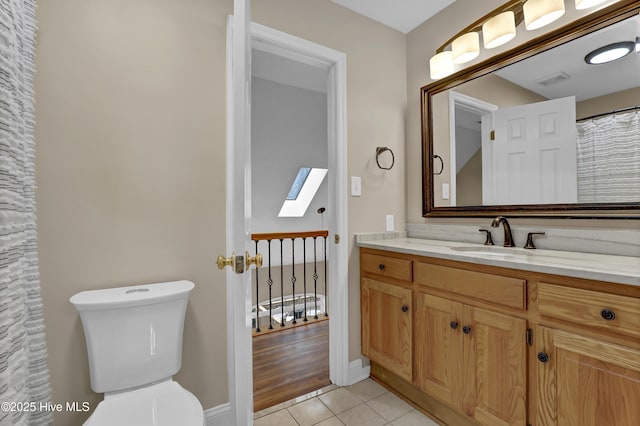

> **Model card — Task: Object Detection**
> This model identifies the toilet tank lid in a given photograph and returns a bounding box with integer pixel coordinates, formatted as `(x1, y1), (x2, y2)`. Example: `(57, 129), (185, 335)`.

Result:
(70, 280), (195, 311)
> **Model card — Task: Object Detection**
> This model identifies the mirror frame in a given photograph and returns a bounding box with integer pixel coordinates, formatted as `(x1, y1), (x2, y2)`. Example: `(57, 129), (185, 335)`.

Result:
(422, 0), (640, 218)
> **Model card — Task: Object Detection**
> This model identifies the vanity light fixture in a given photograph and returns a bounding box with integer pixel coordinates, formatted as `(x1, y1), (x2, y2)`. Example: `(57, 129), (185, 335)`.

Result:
(585, 41), (636, 64)
(427, 0), (623, 81)
(430, 51), (455, 80)
(452, 32), (480, 64)
(483, 11), (517, 48)
(575, 0), (609, 10)
(523, 0), (565, 31)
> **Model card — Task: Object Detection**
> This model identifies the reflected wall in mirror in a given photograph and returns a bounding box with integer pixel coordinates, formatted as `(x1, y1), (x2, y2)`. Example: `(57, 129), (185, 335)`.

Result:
(423, 1), (640, 217)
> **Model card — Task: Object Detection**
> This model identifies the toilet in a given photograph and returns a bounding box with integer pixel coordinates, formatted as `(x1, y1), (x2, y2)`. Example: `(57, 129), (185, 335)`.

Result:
(70, 280), (204, 426)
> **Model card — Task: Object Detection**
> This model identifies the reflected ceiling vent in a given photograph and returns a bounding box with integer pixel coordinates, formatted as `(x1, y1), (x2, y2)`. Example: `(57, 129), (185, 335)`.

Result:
(535, 71), (571, 87)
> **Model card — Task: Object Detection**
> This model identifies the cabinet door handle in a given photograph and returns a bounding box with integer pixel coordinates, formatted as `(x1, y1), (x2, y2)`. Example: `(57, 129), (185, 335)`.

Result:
(450, 321), (459, 330)
(378, 264), (385, 270)
(401, 305), (409, 313)
(537, 352), (550, 363)
(462, 325), (472, 334)
(600, 308), (616, 321)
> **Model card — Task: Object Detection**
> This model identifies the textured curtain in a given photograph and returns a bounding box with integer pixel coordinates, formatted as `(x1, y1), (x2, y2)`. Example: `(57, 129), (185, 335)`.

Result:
(0, 1), (52, 425)
(577, 111), (640, 203)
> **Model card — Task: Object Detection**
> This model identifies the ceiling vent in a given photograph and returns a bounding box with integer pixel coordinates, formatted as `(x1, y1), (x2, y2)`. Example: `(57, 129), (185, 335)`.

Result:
(535, 71), (571, 86)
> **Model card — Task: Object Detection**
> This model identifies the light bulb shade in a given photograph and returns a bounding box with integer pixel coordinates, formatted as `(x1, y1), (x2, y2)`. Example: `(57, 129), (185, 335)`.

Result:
(524, 0), (565, 31)
(430, 51), (454, 80)
(482, 11), (516, 49)
(585, 41), (635, 64)
(452, 32), (480, 64)
(575, 0), (608, 10)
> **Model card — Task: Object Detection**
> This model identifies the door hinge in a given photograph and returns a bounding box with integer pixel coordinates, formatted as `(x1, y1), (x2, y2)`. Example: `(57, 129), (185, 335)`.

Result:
(490, 130), (495, 141)
(526, 328), (533, 346)
(335, 234), (340, 244)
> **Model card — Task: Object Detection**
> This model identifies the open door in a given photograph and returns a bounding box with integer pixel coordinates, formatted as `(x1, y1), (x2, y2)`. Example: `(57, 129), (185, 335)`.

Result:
(224, 0), (255, 424)
(485, 96), (577, 205)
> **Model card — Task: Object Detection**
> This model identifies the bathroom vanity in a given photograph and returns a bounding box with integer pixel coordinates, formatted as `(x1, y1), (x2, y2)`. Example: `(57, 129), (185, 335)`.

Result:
(358, 238), (640, 426)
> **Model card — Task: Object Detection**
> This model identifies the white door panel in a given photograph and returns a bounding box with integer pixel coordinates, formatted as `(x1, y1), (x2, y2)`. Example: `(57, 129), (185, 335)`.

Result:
(489, 96), (577, 205)
(227, 1), (254, 424)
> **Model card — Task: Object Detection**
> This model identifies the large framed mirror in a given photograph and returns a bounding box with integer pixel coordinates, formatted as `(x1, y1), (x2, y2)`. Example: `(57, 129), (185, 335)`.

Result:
(422, 0), (640, 218)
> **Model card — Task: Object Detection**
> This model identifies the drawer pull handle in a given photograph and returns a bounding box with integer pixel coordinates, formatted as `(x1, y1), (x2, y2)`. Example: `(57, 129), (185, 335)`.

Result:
(462, 325), (472, 334)
(378, 264), (385, 270)
(537, 352), (549, 363)
(450, 321), (459, 330)
(401, 305), (409, 313)
(600, 308), (616, 321)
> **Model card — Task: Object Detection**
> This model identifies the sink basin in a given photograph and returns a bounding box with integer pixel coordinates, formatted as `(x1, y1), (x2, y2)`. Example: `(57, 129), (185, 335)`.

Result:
(450, 246), (528, 257)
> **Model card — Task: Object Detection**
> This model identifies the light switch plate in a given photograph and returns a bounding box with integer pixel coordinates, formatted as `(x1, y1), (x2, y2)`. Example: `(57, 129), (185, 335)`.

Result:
(386, 215), (394, 231)
(442, 183), (450, 200)
(351, 176), (362, 196)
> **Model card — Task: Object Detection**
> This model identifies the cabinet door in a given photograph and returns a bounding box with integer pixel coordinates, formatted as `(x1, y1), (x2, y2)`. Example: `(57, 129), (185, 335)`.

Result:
(361, 278), (412, 381)
(472, 308), (527, 426)
(415, 293), (465, 410)
(537, 326), (640, 426)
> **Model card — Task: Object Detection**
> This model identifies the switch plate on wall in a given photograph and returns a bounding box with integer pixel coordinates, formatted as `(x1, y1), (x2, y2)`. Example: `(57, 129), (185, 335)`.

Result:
(442, 183), (450, 200)
(386, 215), (394, 231)
(351, 176), (362, 196)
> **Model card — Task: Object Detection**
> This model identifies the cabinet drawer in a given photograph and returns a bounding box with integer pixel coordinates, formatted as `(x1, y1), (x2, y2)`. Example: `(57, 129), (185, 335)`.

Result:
(538, 283), (640, 339)
(361, 252), (412, 282)
(415, 262), (526, 310)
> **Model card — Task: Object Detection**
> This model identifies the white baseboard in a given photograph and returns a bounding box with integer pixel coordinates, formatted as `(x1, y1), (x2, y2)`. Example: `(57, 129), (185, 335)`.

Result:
(205, 359), (369, 425)
(348, 358), (370, 385)
(204, 402), (231, 426)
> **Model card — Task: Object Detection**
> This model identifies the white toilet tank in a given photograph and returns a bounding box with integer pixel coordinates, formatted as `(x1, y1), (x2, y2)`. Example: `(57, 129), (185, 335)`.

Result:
(70, 280), (195, 394)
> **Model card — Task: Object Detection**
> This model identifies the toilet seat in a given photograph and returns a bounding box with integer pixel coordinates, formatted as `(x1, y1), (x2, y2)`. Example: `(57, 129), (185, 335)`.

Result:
(85, 380), (204, 426)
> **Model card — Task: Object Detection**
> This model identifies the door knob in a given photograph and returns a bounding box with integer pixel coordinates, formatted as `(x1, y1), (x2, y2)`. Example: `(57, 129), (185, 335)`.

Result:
(217, 253), (245, 273)
(217, 254), (234, 270)
(246, 251), (263, 268)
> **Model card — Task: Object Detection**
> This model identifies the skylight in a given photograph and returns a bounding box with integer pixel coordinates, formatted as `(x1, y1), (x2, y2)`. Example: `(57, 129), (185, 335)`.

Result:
(278, 168), (328, 217)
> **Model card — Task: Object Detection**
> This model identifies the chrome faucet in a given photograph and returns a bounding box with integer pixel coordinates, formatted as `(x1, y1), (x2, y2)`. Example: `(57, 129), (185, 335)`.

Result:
(490, 216), (515, 247)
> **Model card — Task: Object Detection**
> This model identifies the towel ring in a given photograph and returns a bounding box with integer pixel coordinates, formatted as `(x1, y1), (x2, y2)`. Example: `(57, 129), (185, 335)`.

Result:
(433, 155), (444, 175)
(376, 147), (395, 170)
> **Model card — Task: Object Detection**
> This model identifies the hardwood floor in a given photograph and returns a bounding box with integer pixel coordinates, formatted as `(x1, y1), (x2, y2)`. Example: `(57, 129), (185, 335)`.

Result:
(253, 319), (330, 412)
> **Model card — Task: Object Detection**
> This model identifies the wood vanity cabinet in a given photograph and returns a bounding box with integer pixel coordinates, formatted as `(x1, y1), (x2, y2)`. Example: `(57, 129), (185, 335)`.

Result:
(360, 247), (640, 426)
(414, 269), (527, 426)
(361, 252), (413, 381)
(536, 283), (640, 425)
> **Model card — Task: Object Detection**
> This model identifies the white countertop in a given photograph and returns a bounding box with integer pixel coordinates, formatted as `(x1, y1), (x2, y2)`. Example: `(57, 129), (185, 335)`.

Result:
(357, 237), (640, 287)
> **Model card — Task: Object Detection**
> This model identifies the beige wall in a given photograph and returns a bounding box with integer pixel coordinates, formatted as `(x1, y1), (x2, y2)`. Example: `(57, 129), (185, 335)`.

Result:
(407, 0), (640, 227)
(577, 87), (640, 119)
(35, 0), (406, 423)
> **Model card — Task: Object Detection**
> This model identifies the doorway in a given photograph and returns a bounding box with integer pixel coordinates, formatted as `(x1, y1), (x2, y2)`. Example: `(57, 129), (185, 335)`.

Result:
(225, 17), (349, 424)
(250, 42), (331, 411)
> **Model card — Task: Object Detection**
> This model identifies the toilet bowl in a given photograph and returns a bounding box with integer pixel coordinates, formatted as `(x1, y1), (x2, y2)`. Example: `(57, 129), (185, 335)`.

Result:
(70, 280), (204, 426)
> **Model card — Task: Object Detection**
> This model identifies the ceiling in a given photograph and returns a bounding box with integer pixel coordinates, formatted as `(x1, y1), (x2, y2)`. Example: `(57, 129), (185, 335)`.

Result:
(331, 0), (456, 34)
(495, 14), (640, 102)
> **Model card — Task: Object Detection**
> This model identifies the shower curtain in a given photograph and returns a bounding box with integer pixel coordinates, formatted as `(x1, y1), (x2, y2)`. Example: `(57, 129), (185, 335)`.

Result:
(577, 110), (640, 203)
(0, 1), (52, 425)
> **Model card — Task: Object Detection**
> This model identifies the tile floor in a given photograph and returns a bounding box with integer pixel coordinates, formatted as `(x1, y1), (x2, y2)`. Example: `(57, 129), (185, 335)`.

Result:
(254, 379), (441, 426)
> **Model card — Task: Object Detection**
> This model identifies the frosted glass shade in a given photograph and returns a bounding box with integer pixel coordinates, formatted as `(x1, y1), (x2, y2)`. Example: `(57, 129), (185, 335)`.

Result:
(575, 0), (608, 10)
(452, 32), (480, 64)
(482, 11), (516, 49)
(430, 51), (454, 80)
(524, 0), (565, 31)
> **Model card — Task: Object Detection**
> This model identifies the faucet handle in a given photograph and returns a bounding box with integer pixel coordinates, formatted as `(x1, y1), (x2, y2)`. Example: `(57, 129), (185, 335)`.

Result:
(478, 229), (494, 246)
(524, 232), (545, 249)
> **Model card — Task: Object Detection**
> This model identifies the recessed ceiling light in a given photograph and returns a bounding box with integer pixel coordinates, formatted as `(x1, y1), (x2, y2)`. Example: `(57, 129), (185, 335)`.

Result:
(584, 41), (636, 65)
